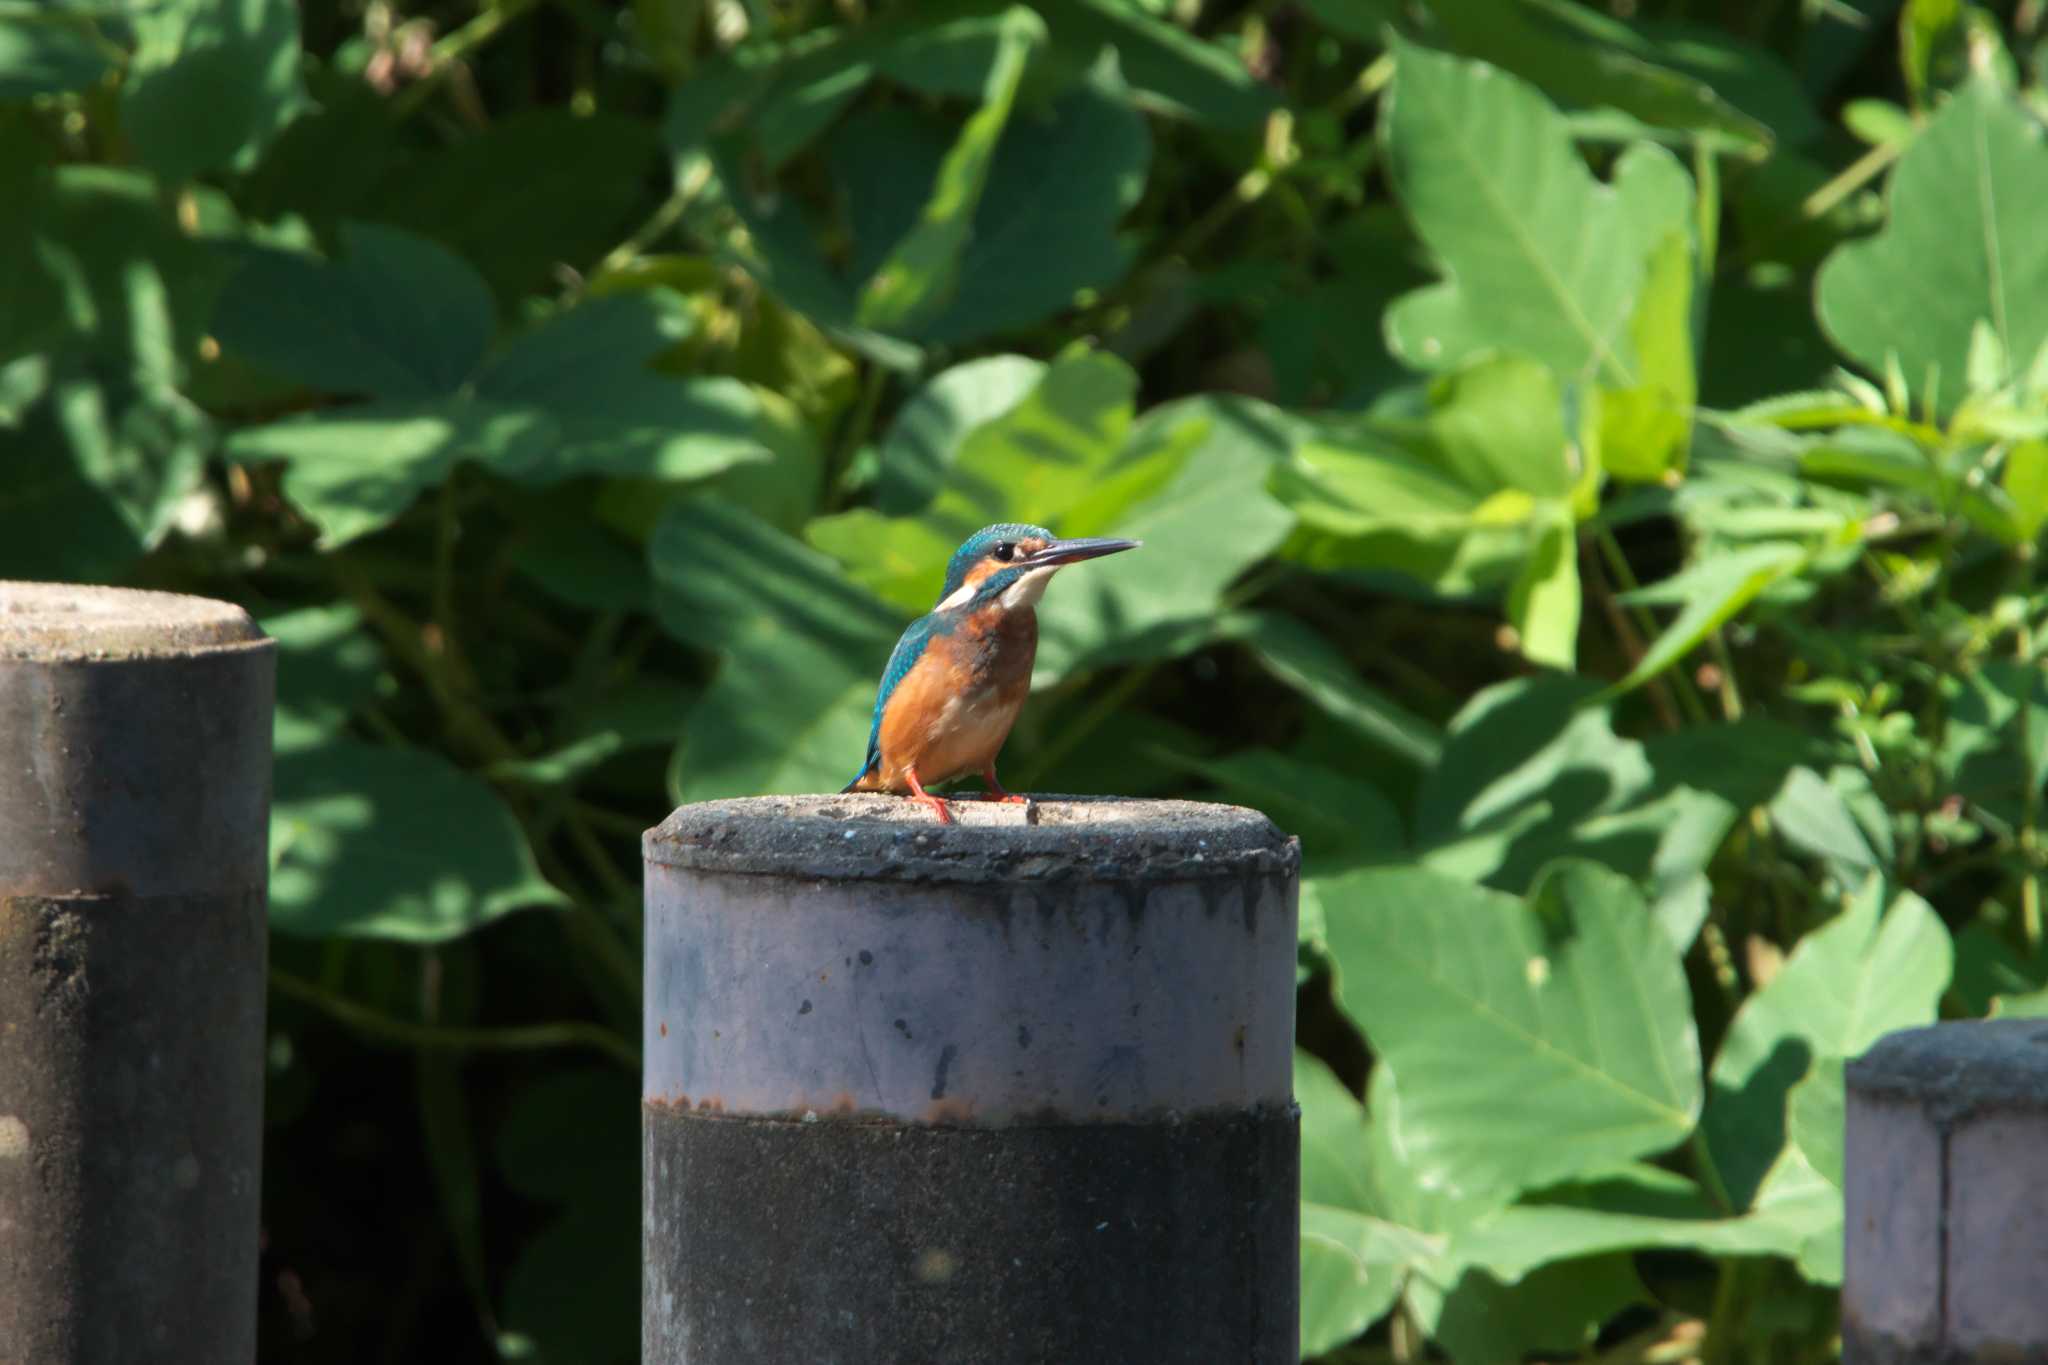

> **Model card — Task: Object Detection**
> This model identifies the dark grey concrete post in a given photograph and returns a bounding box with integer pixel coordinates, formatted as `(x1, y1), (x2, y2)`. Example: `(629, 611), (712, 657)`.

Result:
(0, 583), (274, 1363)
(642, 795), (1301, 1364)
(1843, 1018), (2048, 1362)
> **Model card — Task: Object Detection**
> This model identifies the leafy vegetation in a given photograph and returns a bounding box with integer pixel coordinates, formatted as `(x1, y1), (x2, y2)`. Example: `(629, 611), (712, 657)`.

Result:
(5, 0), (2048, 1358)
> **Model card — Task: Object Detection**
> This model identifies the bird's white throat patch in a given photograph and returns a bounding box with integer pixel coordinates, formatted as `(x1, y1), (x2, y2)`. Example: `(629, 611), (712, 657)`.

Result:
(999, 565), (1058, 609)
(935, 565), (1060, 613)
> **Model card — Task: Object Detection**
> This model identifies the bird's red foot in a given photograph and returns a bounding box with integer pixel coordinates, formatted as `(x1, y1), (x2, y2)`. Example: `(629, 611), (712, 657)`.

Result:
(978, 764), (1031, 804)
(906, 767), (952, 824)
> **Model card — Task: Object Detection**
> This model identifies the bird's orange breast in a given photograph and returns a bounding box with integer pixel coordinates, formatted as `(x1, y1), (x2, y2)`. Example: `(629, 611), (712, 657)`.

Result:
(866, 607), (1036, 792)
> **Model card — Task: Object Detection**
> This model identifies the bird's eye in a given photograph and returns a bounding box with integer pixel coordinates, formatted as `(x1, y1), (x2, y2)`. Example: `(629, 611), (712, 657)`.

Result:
(992, 541), (1017, 562)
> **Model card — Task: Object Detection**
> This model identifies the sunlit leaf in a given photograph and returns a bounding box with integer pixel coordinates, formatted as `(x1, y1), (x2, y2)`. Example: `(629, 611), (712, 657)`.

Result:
(1321, 860), (1701, 1199)
(271, 740), (567, 940)
(1382, 39), (1695, 388)
(121, 0), (310, 182)
(1701, 879), (1951, 1208)
(1607, 542), (1805, 696)
(1817, 81), (2048, 412)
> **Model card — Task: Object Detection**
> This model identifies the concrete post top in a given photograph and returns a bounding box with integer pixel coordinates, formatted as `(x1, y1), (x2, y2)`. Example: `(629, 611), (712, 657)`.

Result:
(645, 794), (1299, 884)
(0, 582), (267, 662)
(1848, 1018), (2048, 1120)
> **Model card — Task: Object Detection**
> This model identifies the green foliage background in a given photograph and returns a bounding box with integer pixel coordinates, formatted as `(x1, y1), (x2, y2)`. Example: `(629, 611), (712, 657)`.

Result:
(6, 0), (2048, 1357)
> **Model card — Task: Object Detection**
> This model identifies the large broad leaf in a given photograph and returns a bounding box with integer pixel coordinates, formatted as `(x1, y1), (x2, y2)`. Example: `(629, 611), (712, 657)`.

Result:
(120, 0), (309, 183)
(1035, 0), (1277, 127)
(1433, 0), (1768, 150)
(874, 354), (1045, 514)
(373, 110), (664, 307)
(1321, 861), (1702, 1199)
(1274, 355), (1595, 666)
(1606, 541), (1806, 697)
(1382, 40), (1694, 389)
(0, 16), (112, 97)
(652, 499), (906, 800)
(1442, 1164), (1836, 1282)
(229, 399), (553, 547)
(914, 63), (1150, 344)
(1036, 395), (1296, 675)
(1701, 879), (1952, 1209)
(1232, 612), (1444, 770)
(223, 269), (770, 542)
(1412, 675), (1795, 947)
(271, 739), (566, 940)
(1296, 1053), (1440, 1355)
(1177, 750), (1404, 874)
(808, 348), (1139, 610)
(855, 6), (1041, 333)
(212, 222), (496, 399)
(261, 603), (385, 753)
(1817, 80), (2048, 411)
(472, 294), (769, 484)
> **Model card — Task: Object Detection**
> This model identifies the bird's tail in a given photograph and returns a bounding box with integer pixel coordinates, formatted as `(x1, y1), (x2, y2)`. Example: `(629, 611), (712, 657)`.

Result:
(840, 766), (874, 794)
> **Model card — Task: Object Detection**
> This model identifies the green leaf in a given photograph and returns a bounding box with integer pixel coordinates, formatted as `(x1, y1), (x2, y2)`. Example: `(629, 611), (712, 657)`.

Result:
(1787, 1055), (1845, 1187)
(261, 603), (385, 752)
(1505, 504), (1580, 669)
(120, 0), (308, 182)
(1174, 750), (1404, 874)
(1606, 542), (1805, 696)
(652, 499), (905, 800)
(229, 399), (552, 547)
(1817, 81), (2048, 412)
(1296, 1053), (1425, 1354)
(808, 348), (1139, 609)
(374, 110), (665, 307)
(855, 6), (1041, 332)
(474, 294), (770, 484)
(0, 16), (112, 96)
(1234, 612), (1444, 769)
(1037, 395), (1296, 674)
(271, 739), (566, 940)
(212, 223), (496, 399)
(1034, 0), (1278, 127)
(1321, 860), (1702, 1199)
(1768, 764), (1888, 874)
(1382, 40), (1695, 388)
(1701, 880), (1952, 1208)
(874, 354), (1045, 514)
(1419, 0), (1770, 153)
(2003, 438), (2048, 540)
(1443, 1180), (1833, 1282)
(913, 63), (1149, 343)
(1599, 228), (1698, 483)
(1413, 676), (1782, 938)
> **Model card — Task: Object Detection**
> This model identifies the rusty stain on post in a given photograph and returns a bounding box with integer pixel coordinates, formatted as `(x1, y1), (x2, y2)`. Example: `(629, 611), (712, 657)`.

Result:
(0, 582), (274, 1364)
(642, 794), (1302, 1363)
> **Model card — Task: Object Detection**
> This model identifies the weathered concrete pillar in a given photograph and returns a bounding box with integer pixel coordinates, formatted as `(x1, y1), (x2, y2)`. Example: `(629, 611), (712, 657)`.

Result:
(0, 583), (274, 1363)
(1843, 1018), (2048, 1363)
(642, 795), (1300, 1364)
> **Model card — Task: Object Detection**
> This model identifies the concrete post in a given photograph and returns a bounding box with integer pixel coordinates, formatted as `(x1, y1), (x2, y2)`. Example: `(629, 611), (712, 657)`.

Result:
(1843, 1018), (2048, 1363)
(642, 794), (1301, 1364)
(0, 583), (274, 1363)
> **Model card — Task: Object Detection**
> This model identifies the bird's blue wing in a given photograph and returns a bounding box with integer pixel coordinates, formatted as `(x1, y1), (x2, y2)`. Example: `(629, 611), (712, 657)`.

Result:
(843, 614), (938, 790)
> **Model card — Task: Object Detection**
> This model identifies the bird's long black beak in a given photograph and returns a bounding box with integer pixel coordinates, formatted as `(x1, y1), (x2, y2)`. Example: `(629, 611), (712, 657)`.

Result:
(1026, 537), (1142, 568)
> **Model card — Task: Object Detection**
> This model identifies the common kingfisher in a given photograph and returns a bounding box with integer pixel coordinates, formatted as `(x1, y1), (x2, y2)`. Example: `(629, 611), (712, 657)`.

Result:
(842, 523), (1140, 823)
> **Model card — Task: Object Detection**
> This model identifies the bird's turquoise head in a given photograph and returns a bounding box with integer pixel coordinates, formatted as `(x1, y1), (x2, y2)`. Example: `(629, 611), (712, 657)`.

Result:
(933, 522), (1141, 612)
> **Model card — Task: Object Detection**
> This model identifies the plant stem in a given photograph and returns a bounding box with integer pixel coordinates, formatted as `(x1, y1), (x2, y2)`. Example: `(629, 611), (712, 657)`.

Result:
(1596, 527), (1713, 725)
(392, 0), (546, 120)
(1018, 664), (1159, 789)
(272, 968), (639, 1069)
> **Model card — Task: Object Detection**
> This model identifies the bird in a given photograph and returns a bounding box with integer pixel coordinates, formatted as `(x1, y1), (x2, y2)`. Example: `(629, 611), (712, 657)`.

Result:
(842, 522), (1140, 824)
